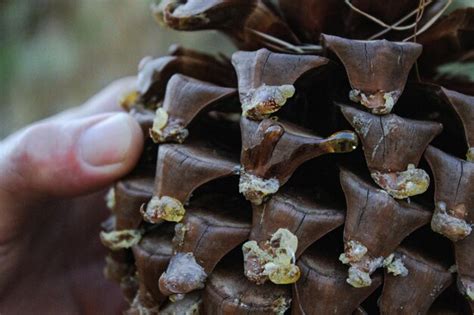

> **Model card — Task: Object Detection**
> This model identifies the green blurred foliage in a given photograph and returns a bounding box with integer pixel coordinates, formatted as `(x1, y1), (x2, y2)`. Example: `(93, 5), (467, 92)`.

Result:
(438, 62), (474, 81)
(447, 0), (474, 13)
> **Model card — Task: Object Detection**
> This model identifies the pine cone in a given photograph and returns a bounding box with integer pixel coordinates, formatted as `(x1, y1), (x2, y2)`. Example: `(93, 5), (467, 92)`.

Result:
(100, 1), (474, 314)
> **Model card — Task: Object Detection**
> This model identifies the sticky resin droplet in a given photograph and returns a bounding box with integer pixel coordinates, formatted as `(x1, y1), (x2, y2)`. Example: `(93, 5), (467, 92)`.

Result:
(339, 240), (368, 264)
(100, 229), (142, 251)
(347, 266), (373, 288)
(323, 131), (359, 153)
(467, 147), (474, 162)
(431, 201), (472, 242)
(141, 196), (186, 223)
(371, 164), (430, 199)
(149, 107), (169, 143)
(105, 187), (115, 210)
(164, 123), (189, 143)
(242, 84), (295, 120)
(149, 107), (189, 143)
(266, 262), (301, 285)
(383, 254), (409, 277)
(242, 228), (300, 285)
(239, 170), (280, 205)
(349, 89), (397, 115)
(120, 90), (140, 111)
(339, 240), (384, 288)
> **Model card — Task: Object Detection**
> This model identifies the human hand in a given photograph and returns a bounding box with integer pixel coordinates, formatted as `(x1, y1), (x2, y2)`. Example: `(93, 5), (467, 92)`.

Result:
(0, 78), (144, 314)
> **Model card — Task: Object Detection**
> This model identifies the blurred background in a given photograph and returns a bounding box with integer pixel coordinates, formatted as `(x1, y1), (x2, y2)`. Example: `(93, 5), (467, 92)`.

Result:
(0, 0), (235, 139)
(1, 0), (473, 139)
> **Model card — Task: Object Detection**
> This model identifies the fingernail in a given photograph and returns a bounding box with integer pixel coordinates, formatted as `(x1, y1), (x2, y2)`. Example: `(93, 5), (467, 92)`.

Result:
(79, 113), (134, 167)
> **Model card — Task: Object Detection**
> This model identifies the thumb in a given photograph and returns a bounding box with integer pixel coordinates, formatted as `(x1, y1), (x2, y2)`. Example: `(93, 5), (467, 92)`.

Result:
(0, 112), (143, 201)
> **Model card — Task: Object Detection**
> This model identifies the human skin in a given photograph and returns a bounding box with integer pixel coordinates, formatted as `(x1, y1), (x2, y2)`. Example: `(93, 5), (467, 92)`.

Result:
(0, 77), (143, 314)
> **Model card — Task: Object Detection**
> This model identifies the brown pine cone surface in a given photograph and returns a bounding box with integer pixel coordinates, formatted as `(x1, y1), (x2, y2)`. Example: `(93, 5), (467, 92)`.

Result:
(100, 1), (474, 314)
